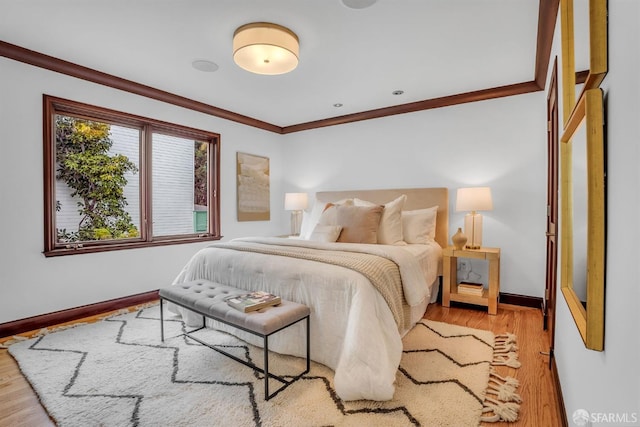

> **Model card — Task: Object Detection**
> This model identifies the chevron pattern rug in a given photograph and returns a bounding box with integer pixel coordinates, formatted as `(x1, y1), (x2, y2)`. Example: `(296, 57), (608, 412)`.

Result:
(8, 304), (521, 426)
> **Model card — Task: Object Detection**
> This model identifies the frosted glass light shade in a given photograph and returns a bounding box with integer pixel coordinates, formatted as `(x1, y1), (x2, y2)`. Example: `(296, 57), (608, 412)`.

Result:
(464, 212), (483, 249)
(285, 192), (308, 236)
(233, 22), (299, 75)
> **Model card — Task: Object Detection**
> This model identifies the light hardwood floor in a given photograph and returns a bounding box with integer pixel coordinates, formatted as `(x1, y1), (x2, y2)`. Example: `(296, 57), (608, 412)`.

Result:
(425, 303), (565, 427)
(0, 302), (564, 426)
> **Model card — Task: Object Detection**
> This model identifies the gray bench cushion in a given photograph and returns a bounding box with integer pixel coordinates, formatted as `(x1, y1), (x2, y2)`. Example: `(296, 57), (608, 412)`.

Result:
(160, 280), (310, 336)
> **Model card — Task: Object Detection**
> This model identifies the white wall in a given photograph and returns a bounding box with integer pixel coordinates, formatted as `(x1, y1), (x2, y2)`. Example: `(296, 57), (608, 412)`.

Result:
(281, 92), (548, 297)
(0, 57), (287, 324)
(548, 0), (640, 423)
(0, 41), (549, 324)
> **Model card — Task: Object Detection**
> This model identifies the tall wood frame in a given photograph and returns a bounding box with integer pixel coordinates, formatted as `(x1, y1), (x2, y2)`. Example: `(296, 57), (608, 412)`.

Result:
(559, 89), (605, 351)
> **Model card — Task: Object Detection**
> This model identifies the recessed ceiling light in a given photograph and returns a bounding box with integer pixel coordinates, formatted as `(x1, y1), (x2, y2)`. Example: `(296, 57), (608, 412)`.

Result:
(333, 103), (343, 108)
(192, 60), (219, 72)
(341, 0), (378, 9)
(392, 90), (404, 96)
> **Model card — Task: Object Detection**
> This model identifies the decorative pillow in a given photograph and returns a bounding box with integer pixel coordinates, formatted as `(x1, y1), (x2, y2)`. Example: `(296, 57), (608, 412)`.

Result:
(300, 198), (353, 239)
(316, 199), (354, 227)
(308, 225), (343, 242)
(335, 205), (384, 244)
(402, 206), (438, 244)
(354, 194), (407, 245)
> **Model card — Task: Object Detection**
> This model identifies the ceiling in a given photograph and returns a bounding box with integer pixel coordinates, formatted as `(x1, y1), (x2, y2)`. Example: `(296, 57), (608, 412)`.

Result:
(1, 0), (544, 129)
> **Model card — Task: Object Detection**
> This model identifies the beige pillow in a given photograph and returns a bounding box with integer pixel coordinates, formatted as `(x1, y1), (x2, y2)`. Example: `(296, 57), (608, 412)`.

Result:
(317, 199), (354, 227)
(354, 194), (406, 245)
(402, 206), (438, 244)
(308, 225), (343, 242)
(335, 205), (384, 244)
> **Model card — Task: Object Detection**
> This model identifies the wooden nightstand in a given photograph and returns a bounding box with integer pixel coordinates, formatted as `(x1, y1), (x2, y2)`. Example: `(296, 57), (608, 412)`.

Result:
(442, 246), (501, 315)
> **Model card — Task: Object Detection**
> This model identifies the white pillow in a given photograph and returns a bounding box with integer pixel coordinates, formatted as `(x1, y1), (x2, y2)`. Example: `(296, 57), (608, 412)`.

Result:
(354, 194), (407, 245)
(299, 201), (325, 240)
(308, 225), (343, 242)
(402, 206), (438, 244)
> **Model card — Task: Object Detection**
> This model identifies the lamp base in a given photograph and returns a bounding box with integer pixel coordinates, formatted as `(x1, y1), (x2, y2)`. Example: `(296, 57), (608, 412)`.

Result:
(463, 212), (483, 249)
(290, 210), (302, 236)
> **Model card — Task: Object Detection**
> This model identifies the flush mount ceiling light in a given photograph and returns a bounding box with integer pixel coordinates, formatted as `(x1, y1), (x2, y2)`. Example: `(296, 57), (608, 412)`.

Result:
(233, 22), (299, 75)
(342, 0), (378, 9)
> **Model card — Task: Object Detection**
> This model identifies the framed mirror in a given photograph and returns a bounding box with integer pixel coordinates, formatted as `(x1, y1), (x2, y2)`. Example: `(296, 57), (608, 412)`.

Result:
(560, 0), (608, 125)
(559, 88), (605, 351)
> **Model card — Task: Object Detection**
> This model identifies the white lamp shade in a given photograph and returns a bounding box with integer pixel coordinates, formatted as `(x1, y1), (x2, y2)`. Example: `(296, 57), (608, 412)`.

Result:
(284, 193), (308, 211)
(455, 187), (493, 212)
(233, 22), (299, 75)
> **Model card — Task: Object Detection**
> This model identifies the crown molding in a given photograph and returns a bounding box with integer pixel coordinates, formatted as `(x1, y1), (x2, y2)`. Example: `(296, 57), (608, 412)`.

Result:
(282, 81), (541, 133)
(0, 40), (281, 134)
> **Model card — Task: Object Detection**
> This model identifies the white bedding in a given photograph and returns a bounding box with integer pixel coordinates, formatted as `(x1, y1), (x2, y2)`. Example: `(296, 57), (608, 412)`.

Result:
(402, 243), (443, 324)
(169, 237), (441, 401)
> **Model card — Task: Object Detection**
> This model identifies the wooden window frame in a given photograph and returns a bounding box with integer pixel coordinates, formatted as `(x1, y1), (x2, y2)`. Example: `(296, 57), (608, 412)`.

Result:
(43, 95), (221, 257)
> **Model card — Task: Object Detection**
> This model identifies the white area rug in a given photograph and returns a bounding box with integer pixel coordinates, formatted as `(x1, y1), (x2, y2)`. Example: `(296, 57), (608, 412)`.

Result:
(8, 305), (521, 426)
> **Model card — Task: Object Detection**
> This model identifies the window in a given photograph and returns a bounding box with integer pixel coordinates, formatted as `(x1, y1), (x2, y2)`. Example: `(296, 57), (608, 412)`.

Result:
(44, 95), (220, 256)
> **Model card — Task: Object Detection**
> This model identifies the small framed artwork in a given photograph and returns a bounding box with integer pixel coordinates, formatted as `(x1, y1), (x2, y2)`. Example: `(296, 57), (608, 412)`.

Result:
(236, 152), (270, 221)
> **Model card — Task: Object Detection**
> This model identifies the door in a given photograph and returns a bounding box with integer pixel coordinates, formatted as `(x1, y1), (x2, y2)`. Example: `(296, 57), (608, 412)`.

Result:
(544, 58), (559, 363)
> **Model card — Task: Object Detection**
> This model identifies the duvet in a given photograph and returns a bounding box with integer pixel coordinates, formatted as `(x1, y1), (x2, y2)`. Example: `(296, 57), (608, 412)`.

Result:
(169, 236), (436, 401)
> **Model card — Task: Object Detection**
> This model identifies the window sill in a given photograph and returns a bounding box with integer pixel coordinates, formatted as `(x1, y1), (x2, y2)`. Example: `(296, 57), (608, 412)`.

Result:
(43, 235), (222, 257)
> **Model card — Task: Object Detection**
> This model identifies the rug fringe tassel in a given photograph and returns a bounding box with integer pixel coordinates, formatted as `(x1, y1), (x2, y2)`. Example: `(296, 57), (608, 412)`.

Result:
(486, 372), (522, 403)
(494, 333), (519, 352)
(494, 342), (519, 352)
(494, 332), (517, 344)
(492, 352), (521, 368)
(481, 397), (521, 423)
(482, 333), (521, 423)
(491, 333), (521, 368)
(490, 369), (520, 387)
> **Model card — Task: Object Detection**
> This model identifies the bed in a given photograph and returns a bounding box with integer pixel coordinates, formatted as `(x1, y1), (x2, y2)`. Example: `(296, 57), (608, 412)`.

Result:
(169, 187), (449, 401)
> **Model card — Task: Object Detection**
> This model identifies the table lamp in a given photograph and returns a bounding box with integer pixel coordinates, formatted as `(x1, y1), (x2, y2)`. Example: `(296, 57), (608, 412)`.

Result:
(455, 187), (493, 249)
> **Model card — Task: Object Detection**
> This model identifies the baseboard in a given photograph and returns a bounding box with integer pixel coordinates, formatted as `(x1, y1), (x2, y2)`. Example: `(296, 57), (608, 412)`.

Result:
(551, 354), (569, 426)
(499, 292), (543, 309)
(0, 290), (159, 339)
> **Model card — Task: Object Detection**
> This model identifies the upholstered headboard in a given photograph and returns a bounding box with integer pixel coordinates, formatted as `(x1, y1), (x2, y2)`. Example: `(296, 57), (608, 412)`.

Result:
(315, 187), (449, 250)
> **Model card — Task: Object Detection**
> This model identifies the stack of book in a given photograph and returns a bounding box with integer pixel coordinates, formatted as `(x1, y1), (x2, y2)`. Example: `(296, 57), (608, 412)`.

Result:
(225, 291), (282, 313)
(457, 281), (484, 296)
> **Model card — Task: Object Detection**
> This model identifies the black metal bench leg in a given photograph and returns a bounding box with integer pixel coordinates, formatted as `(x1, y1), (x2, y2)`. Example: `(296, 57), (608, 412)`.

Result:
(264, 335), (270, 400)
(160, 298), (164, 342)
(306, 316), (310, 372)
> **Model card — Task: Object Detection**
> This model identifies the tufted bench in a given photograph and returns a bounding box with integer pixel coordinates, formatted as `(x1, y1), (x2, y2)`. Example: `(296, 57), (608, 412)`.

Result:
(159, 280), (310, 400)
